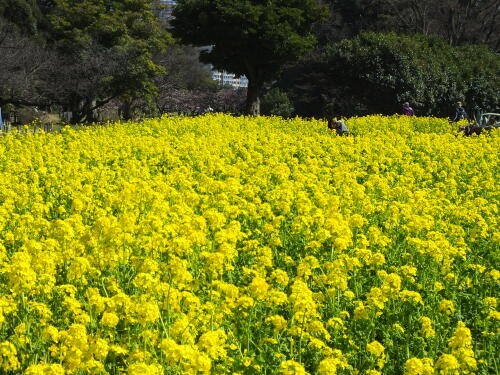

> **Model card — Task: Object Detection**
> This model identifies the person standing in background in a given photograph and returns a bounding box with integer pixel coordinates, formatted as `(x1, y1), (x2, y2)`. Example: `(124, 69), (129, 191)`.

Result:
(453, 101), (468, 121)
(0, 107), (4, 132)
(402, 102), (415, 116)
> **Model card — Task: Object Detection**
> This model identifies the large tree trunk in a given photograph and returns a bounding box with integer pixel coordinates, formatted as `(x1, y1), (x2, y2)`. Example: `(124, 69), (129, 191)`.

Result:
(69, 97), (113, 123)
(82, 99), (97, 123)
(245, 77), (262, 116)
(70, 99), (84, 124)
(120, 99), (134, 120)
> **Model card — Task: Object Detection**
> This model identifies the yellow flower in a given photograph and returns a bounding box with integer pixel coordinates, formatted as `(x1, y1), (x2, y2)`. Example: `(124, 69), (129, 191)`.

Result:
(109, 345), (128, 355)
(242, 356), (253, 367)
(419, 317), (435, 338)
(487, 311), (500, 320)
(353, 301), (370, 320)
(483, 297), (497, 308)
(366, 341), (385, 357)
(127, 363), (163, 375)
(435, 354), (460, 374)
(279, 360), (308, 375)
(308, 320), (331, 339)
(366, 287), (388, 310)
(343, 290), (355, 299)
(101, 312), (120, 328)
(317, 352), (348, 374)
(404, 358), (434, 375)
(399, 290), (424, 305)
(447, 322), (477, 372)
(0, 114), (497, 374)
(5, 252), (37, 292)
(439, 299), (455, 315)
(0, 341), (20, 372)
(25, 363), (65, 375)
(197, 330), (227, 360)
(266, 315), (287, 332)
(236, 296), (255, 309)
(393, 323), (405, 334)
(366, 340), (386, 368)
(248, 276), (269, 300)
(270, 269), (290, 286)
(434, 282), (445, 291)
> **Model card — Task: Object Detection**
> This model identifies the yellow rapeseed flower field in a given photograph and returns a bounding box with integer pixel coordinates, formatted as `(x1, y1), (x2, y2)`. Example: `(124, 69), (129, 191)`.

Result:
(0, 114), (498, 374)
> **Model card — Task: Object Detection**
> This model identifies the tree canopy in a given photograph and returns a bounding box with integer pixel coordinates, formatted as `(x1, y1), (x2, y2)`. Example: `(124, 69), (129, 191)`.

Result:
(172, 0), (327, 115)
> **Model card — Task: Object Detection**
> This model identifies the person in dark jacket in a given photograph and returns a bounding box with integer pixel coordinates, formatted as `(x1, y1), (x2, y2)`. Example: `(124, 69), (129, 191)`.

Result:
(0, 107), (4, 132)
(454, 102), (468, 121)
(458, 122), (482, 136)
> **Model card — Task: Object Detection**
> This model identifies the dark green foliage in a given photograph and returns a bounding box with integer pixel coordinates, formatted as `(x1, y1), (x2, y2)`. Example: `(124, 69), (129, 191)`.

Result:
(0, 0), (41, 34)
(457, 44), (500, 117)
(46, 0), (169, 54)
(327, 33), (460, 116)
(280, 33), (499, 118)
(2, 0), (497, 121)
(261, 89), (294, 118)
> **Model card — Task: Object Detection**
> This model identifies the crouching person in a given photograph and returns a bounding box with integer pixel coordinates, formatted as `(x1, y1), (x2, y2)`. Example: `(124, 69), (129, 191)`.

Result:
(458, 122), (483, 136)
(328, 117), (349, 136)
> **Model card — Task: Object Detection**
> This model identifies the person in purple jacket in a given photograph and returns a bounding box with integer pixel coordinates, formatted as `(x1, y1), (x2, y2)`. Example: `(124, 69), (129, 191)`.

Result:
(402, 102), (415, 116)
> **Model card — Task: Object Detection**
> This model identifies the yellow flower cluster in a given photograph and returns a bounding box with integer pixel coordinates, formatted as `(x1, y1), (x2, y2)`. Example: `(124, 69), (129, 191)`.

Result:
(0, 114), (498, 374)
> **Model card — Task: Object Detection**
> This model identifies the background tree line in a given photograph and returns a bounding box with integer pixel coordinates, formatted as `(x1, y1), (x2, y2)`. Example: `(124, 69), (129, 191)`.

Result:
(1, 0), (498, 122)
(271, 0), (499, 118)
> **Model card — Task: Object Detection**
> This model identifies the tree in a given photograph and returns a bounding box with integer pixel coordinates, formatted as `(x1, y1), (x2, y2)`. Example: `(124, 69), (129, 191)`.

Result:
(155, 45), (217, 93)
(327, 33), (460, 116)
(171, 0), (327, 115)
(37, 44), (129, 123)
(155, 87), (246, 116)
(0, 16), (56, 108)
(39, 0), (171, 122)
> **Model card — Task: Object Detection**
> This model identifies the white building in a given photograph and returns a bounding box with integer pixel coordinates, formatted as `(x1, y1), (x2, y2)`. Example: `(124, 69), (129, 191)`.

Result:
(211, 71), (249, 88)
(157, 0), (176, 20)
